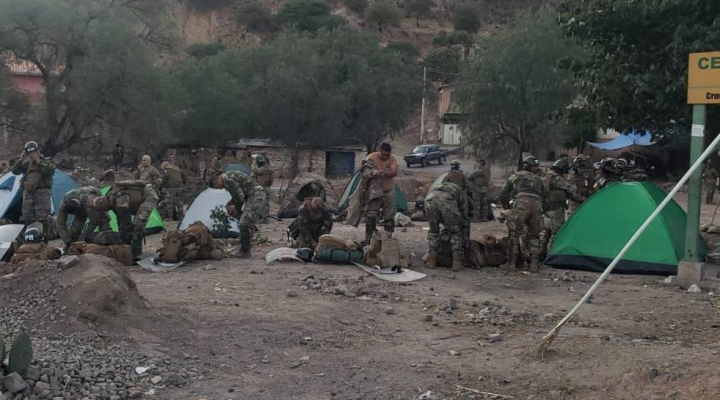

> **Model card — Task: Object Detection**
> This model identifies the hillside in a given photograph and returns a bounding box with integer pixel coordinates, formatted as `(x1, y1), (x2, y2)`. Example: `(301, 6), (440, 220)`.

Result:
(174, 0), (552, 54)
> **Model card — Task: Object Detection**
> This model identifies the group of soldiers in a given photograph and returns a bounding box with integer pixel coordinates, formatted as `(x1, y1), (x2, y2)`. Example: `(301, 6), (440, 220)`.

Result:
(423, 153), (649, 273)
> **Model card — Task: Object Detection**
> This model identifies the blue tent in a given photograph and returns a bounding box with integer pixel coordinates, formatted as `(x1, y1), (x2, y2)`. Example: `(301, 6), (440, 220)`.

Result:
(221, 162), (251, 175)
(586, 130), (655, 151)
(0, 170), (80, 223)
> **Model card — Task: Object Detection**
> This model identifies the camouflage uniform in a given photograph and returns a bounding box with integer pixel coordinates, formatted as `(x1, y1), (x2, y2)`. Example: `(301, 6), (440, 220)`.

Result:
(426, 182), (469, 254)
(57, 187), (110, 247)
(251, 164), (273, 220)
(704, 165), (719, 204)
(499, 170), (546, 270)
(98, 181), (159, 257)
(134, 165), (162, 193)
(297, 197), (333, 249)
(223, 171), (269, 255)
(161, 164), (188, 220)
(443, 170), (467, 189)
(539, 170), (582, 257)
(568, 166), (593, 215)
(467, 165), (491, 222)
(203, 157), (222, 188)
(11, 156), (55, 238)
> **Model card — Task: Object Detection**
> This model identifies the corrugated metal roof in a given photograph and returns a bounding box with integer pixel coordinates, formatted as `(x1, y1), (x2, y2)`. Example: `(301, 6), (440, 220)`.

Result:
(1, 53), (42, 76)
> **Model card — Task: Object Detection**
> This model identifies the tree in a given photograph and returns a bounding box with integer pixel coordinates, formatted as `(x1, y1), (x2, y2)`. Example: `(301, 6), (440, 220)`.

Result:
(386, 42), (419, 60)
(0, 0), (175, 155)
(406, 0), (434, 26)
(343, 0), (368, 14)
(275, 0), (347, 32)
(236, 2), (276, 33)
(452, 5), (480, 33)
(423, 46), (463, 83)
(185, 0), (234, 11)
(559, 0), (720, 139)
(186, 43), (227, 58)
(364, 1), (403, 32)
(172, 29), (421, 153)
(0, 66), (39, 139)
(433, 30), (473, 57)
(456, 9), (578, 167)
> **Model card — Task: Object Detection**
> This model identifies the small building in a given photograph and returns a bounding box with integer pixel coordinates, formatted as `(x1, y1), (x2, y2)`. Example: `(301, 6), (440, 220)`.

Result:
(437, 84), (466, 145)
(221, 139), (366, 179)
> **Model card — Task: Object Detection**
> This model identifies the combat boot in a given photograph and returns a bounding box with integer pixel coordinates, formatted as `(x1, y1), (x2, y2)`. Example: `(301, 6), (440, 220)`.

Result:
(426, 251), (437, 269)
(362, 223), (376, 247)
(236, 226), (253, 258)
(529, 255), (540, 273)
(452, 251), (464, 272)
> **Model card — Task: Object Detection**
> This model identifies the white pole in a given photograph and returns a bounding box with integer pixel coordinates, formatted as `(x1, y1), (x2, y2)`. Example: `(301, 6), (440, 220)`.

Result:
(539, 129), (720, 351)
(420, 67), (427, 143)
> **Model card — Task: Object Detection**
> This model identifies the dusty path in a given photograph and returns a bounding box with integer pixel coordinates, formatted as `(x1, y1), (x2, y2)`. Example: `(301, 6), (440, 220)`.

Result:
(120, 214), (720, 400)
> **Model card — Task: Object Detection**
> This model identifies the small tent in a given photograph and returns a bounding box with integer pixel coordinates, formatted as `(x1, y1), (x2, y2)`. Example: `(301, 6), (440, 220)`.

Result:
(0, 170), (80, 223)
(221, 162), (251, 175)
(177, 188), (239, 237)
(545, 181), (706, 275)
(99, 186), (165, 234)
(278, 173), (339, 217)
(338, 171), (409, 214)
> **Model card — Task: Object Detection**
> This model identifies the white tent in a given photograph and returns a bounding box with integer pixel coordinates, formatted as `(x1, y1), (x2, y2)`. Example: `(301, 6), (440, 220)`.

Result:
(178, 188), (239, 237)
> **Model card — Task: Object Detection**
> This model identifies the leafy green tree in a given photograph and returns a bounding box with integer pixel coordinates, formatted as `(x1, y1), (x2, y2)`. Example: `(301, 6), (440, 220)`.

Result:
(433, 30), (473, 57)
(406, 0), (434, 26)
(560, 0), (720, 138)
(386, 42), (420, 60)
(364, 1), (403, 32)
(236, 2), (276, 33)
(452, 5), (480, 33)
(343, 0), (369, 14)
(276, 0), (347, 32)
(0, 0), (175, 155)
(457, 9), (578, 167)
(186, 43), (227, 58)
(423, 46), (463, 83)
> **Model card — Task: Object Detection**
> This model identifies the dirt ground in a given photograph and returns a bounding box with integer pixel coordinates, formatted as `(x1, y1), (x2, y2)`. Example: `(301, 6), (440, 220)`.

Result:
(81, 189), (717, 400)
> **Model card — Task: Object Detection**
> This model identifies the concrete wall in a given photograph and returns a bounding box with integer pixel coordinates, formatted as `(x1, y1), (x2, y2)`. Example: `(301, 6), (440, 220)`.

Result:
(227, 146), (365, 179)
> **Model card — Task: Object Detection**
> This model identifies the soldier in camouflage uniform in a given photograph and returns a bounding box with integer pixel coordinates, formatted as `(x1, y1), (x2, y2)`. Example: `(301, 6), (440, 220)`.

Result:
(214, 170), (269, 258)
(539, 159), (584, 259)
(568, 155), (593, 215)
(92, 181), (159, 258)
(251, 154), (273, 221)
(160, 160), (188, 220)
(57, 186), (111, 250)
(467, 160), (491, 222)
(297, 197), (333, 249)
(443, 160), (467, 189)
(704, 159), (719, 205)
(425, 182), (469, 272)
(499, 156), (547, 272)
(11, 141), (56, 241)
(203, 157), (222, 188)
(593, 158), (620, 192)
(134, 155), (162, 193)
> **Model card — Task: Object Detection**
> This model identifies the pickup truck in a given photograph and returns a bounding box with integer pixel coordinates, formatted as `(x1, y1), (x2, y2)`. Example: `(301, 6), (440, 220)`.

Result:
(403, 145), (447, 168)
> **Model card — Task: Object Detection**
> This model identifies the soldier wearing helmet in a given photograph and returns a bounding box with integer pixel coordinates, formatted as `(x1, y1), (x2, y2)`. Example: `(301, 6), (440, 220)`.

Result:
(443, 160), (467, 190)
(593, 157), (620, 191)
(57, 186), (111, 251)
(568, 155), (593, 215)
(11, 141), (56, 241)
(539, 159), (584, 259)
(251, 154), (273, 221)
(498, 156), (548, 272)
(703, 159), (719, 204)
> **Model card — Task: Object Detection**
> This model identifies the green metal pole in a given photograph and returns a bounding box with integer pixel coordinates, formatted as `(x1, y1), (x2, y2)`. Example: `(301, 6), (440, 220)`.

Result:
(685, 104), (706, 262)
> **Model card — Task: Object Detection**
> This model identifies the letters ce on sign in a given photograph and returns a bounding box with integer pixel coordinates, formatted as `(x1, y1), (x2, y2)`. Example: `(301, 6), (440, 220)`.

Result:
(688, 52), (720, 104)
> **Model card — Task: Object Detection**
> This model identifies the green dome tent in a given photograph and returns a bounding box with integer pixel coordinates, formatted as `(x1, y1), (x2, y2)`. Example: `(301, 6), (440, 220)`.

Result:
(99, 186), (165, 234)
(545, 181), (706, 275)
(338, 171), (408, 214)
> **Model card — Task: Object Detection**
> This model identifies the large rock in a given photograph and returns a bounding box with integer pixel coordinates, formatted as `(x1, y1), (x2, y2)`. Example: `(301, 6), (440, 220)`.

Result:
(1, 372), (28, 393)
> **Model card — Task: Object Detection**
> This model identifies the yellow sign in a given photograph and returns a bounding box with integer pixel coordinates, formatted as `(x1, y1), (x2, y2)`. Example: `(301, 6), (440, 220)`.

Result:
(688, 52), (720, 104)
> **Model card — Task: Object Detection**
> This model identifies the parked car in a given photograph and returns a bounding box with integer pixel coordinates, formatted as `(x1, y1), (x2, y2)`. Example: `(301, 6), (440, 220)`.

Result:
(403, 145), (447, 168)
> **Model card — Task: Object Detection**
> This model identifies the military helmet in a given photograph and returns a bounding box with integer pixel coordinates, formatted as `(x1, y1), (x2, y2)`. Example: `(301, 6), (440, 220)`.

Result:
(523, 156), (540, 169)
(551, 159), (570, 174)
(616, 158), (628, 167)
(572, 154), (587, 167)
(62, 198), (82, 213)
(450, 160), (461, 170)
(23, 222), (43, 243)
(255, 154), (268, 167)
(593, 162), (602, 170)
(24, 141), (39, 153)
